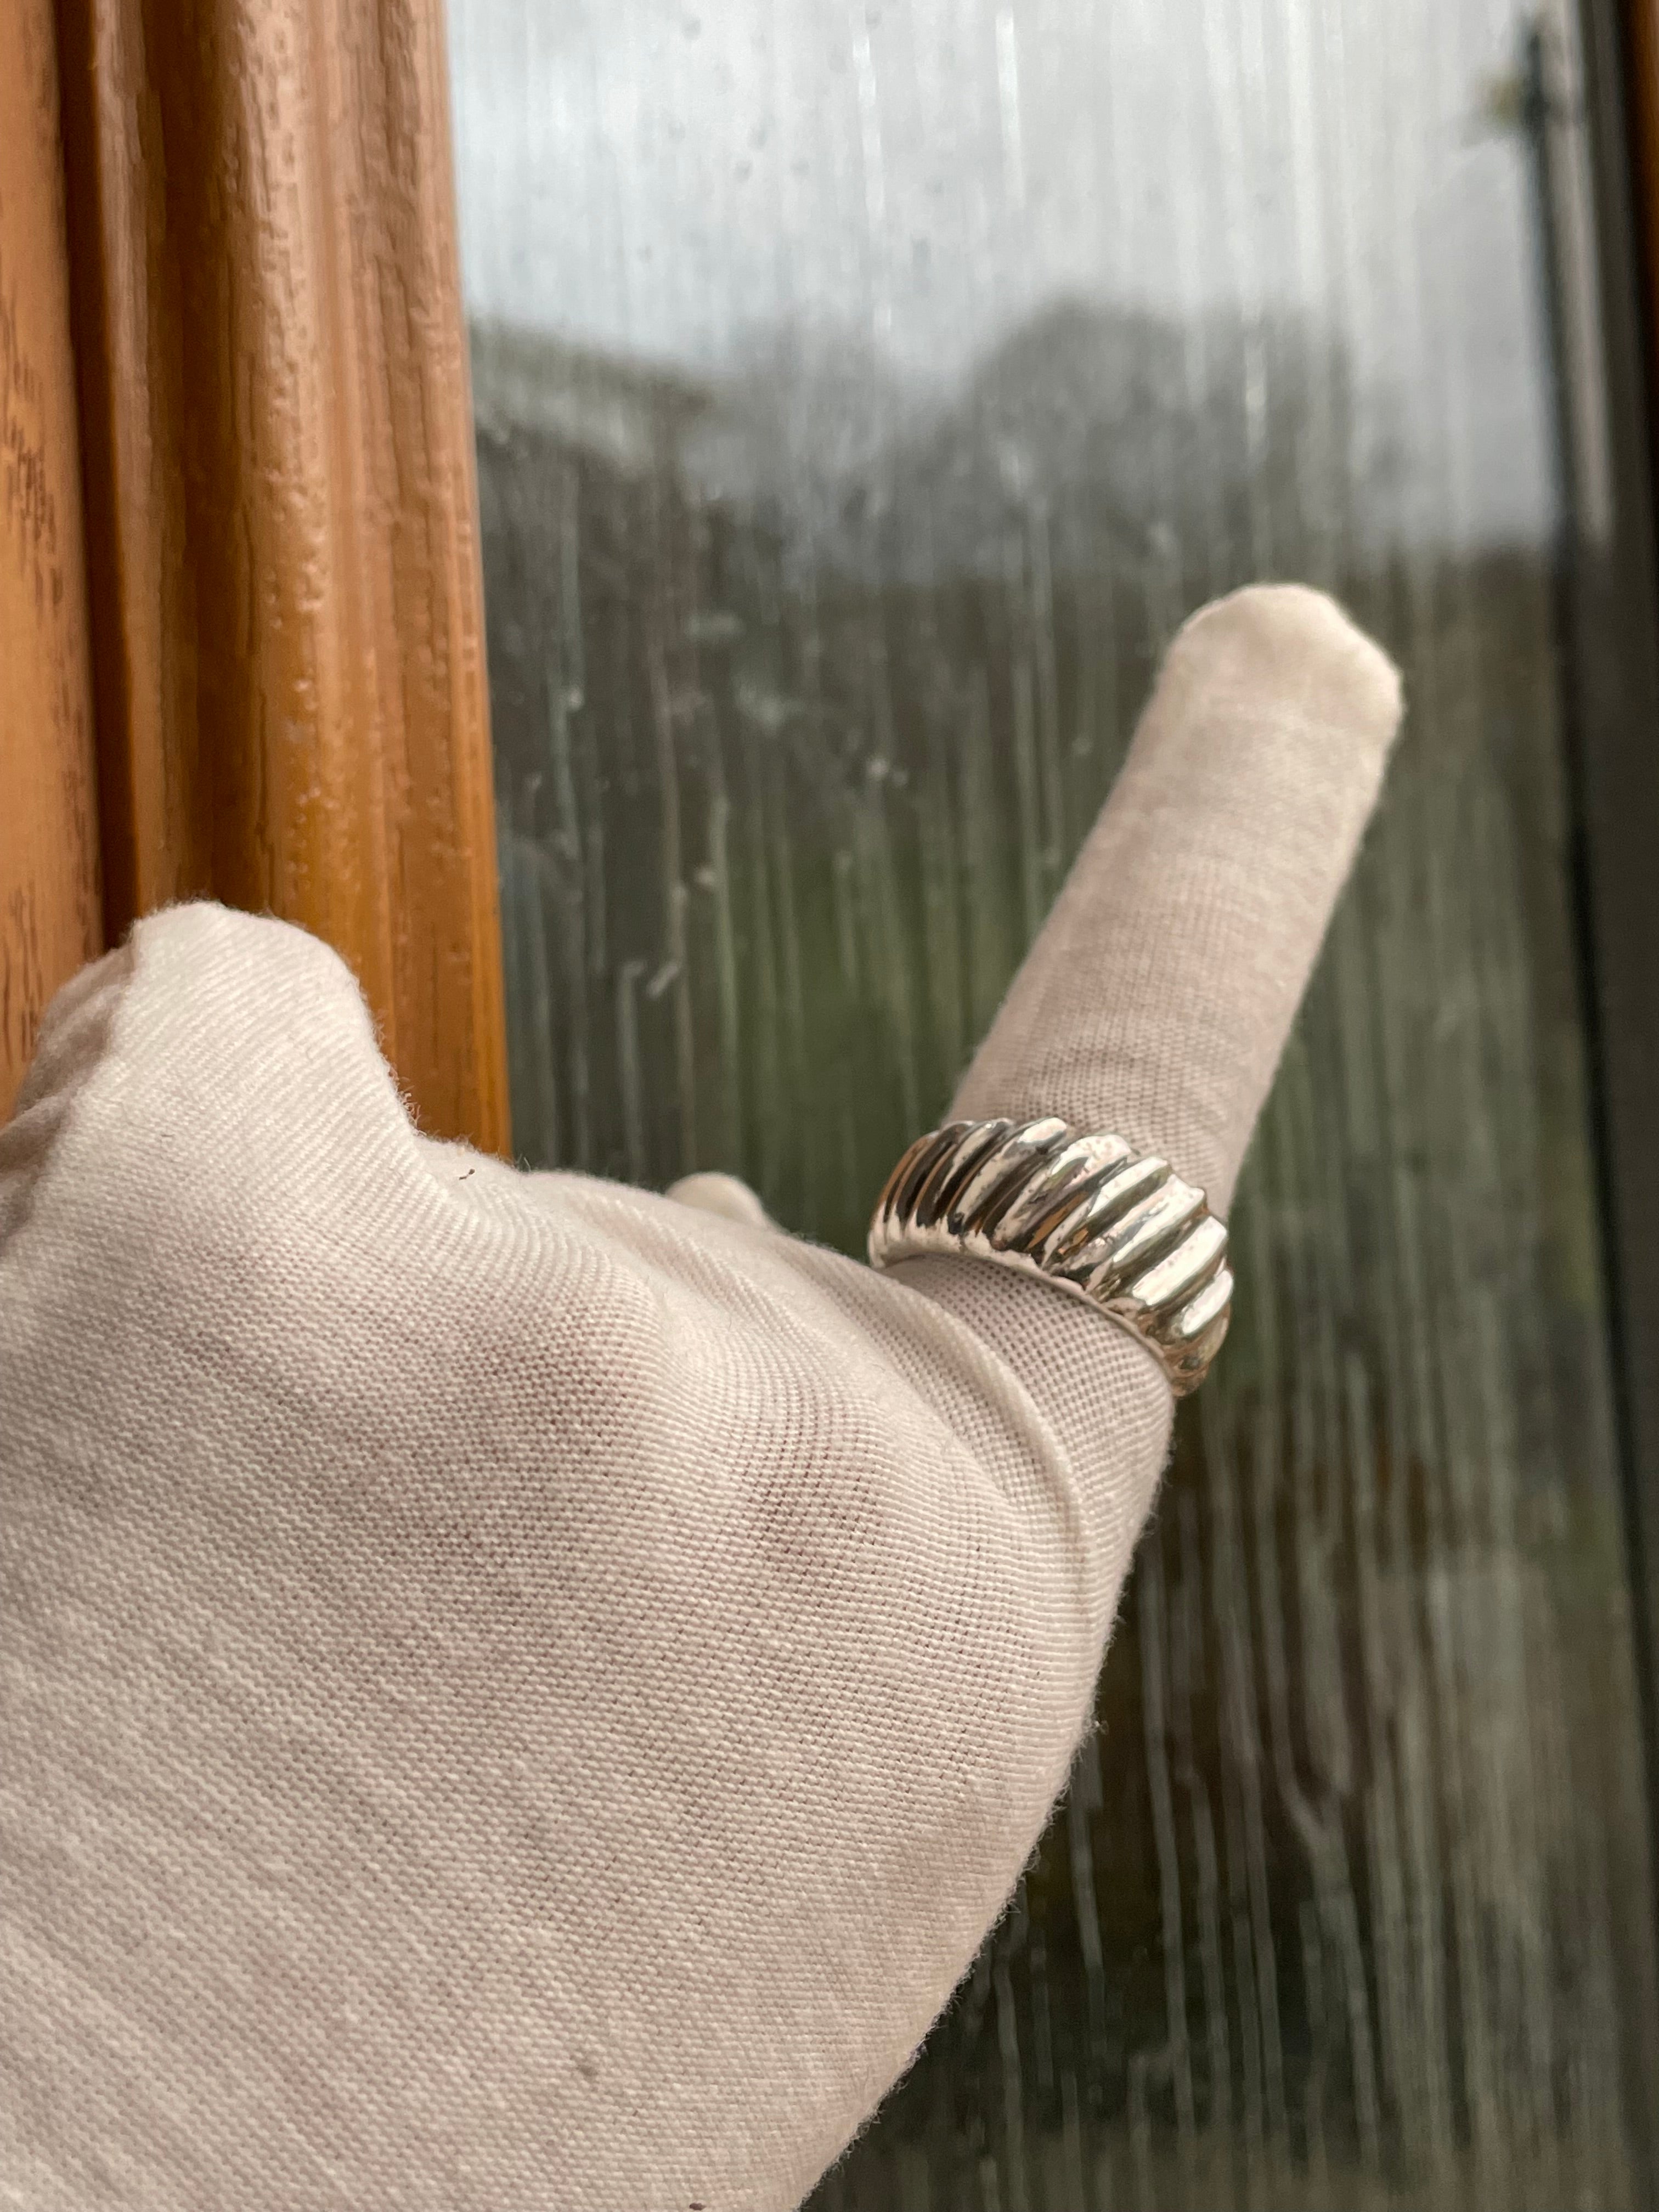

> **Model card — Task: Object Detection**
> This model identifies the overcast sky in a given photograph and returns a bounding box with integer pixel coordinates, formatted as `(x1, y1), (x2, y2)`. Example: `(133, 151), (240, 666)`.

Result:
(447, 0), (1564, 543)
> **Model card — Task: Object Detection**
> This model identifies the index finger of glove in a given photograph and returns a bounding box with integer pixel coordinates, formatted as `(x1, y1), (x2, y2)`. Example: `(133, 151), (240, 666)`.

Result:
(949, 583), (1403, 1217)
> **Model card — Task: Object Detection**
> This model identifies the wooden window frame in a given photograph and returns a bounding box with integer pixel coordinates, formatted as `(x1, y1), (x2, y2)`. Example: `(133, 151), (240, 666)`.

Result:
(1, 0), (103, 1122)
(1, 0), (509, 1153)
(1571, 0), (1659, 1881)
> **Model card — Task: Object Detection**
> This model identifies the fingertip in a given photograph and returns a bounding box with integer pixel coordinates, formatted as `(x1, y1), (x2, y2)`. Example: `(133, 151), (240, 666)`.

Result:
(1170, 583), (1403, 757)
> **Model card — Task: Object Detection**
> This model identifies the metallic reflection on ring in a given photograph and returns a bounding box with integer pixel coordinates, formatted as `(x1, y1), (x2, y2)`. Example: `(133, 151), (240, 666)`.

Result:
(867, 1116), (1233, 1396)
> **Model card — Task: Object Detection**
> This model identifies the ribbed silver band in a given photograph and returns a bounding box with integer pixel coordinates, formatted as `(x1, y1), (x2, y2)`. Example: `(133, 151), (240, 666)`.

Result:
(867, 1116), (1232, 1397)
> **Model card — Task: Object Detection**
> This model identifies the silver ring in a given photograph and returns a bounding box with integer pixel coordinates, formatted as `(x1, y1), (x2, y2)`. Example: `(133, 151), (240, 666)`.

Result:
(867, 1116), (1232, 1397)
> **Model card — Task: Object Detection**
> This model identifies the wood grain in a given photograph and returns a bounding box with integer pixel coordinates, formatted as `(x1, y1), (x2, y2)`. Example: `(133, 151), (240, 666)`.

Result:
(0, 0), (103, 1124)
(55, 0), (510, 1153)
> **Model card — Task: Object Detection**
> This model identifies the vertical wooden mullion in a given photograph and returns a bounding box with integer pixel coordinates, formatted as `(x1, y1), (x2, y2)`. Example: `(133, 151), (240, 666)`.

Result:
(53, 0), (510, 1153)
(0, 0), (103, 1124)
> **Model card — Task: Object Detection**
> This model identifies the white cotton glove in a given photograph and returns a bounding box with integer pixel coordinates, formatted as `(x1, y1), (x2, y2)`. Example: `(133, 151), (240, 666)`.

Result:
(0, 585), (1401, 2211)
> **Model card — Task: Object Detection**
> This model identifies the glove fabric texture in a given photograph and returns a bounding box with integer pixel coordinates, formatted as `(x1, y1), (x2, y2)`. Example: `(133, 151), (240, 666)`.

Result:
(0, 587), (1401, 2209)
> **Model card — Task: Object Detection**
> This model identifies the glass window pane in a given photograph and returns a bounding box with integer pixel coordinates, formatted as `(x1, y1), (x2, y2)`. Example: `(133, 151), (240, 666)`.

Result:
(447, 0), (1659, 2200)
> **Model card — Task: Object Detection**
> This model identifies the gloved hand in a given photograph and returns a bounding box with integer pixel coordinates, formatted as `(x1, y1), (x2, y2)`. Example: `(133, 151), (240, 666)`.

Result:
(0, 585), (1401, 2211)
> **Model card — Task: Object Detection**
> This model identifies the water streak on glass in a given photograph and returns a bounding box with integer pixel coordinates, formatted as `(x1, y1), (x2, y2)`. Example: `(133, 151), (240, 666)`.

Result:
(447, 0), (1659, 2199)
